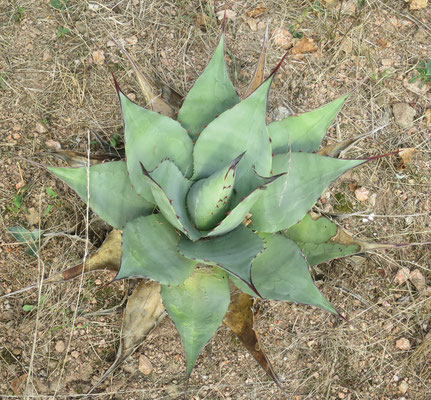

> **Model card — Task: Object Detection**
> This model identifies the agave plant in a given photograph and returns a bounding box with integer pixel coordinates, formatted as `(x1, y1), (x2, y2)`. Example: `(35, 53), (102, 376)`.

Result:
(29, 25), (398, 394)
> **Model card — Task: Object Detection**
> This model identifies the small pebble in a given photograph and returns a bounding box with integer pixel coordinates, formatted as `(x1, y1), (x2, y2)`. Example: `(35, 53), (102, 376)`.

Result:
(55, 340), (65, 353)
(395, 337), (411, 351)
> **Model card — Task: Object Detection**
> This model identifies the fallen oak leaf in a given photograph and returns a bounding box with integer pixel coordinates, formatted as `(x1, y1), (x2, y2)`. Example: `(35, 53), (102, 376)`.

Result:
(354, 187), (369, 202)
(291, 36), (318, 55)
(272, 28), (293, 49)
(246, 4), (267, 18)
(216, 9), (237, 20)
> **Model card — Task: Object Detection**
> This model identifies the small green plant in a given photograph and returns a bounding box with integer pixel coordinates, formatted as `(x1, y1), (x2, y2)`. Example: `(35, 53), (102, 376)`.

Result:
(44, 187), (61, 216)
(7, 187), (27, 213)
(288, 24), (303, 39)
(409, 60), (431, 87)
(23, 295), (47, 312)
(50, 0), (69, 11)
(13, 5), (25, 22)
(57, 26), (69, 38)
(6, 226), (44, 257)
(109, 132), (121, 148)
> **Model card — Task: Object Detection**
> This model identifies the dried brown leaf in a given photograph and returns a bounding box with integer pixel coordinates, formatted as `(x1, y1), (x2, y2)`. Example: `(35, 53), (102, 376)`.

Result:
(92, 50), (105, 65)
(354, 187), (369, 202)
(318, 136), (362, 157)
(111, 37), (175, 117)
(246, 4), (267, 18)
(216, 10), (237, 20)
(223, 292), (287, 397)
(44, 229), (122, 284)
(88, 280), (165, 393)
(291, 37), (318, 55)
(272, 28), (293, 49)
(407, 0), (428, 10)
(244, 20), (269, 98)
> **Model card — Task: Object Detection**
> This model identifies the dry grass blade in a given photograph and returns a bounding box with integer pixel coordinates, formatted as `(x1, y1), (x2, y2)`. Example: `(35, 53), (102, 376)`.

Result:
(223, 292), (287, 397)
(110, 36), (175, 117)
(243, 19), (269, 98)
(318, 124), (390, 158)
(408, 331), (431, 379)
(88, 279), (166, 394)
(44, 149), (120, 167)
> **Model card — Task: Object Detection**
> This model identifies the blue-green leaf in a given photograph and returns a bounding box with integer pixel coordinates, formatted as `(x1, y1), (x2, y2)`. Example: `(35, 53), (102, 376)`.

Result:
(141, 160), (201, 241)
(179, 225), (264, 294)
(232, 233), (336, 314)
(117, 214), (196, 284)
(192, 78), (272, 199)
(250, 153), (363, 232)
(47, 161), (154, 229)
(268, 95), (348, 154)
(285, 213), (359, 265)
(118, 89), (193, 201)
(161, 267), (230, 375)
(177, 34), (240, 140)
(205, 172), (284, 238)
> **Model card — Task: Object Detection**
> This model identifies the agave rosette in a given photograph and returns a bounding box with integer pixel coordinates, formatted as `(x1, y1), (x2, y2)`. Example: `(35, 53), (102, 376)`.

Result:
(47, 33), (369, 375)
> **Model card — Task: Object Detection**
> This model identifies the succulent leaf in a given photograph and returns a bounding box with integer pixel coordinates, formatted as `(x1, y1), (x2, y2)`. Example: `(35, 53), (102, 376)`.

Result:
(47, 161), (154, 229)
(161, 267), (230, 376)
(178, 225), (264, 294)
(118, 214), (196, 284)
(118, 90), (193, 201)
(186, 153), (244, 230)
(192, 77), (272, 199)
(268, 95), (348, 154)
(177, 34), (240, 139)
(250, 153), (363, 232)
(141, 160), (202, 241)
(232, 233), (336, 314)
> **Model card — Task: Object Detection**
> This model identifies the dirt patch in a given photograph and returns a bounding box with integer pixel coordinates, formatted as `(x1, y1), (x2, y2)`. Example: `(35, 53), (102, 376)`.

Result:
(1, 1), (430, 399)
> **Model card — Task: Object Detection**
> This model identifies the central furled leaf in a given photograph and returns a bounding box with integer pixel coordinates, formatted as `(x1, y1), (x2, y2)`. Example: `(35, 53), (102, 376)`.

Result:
(192, 77), (272, 199)
(186, 153), (244, 230)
